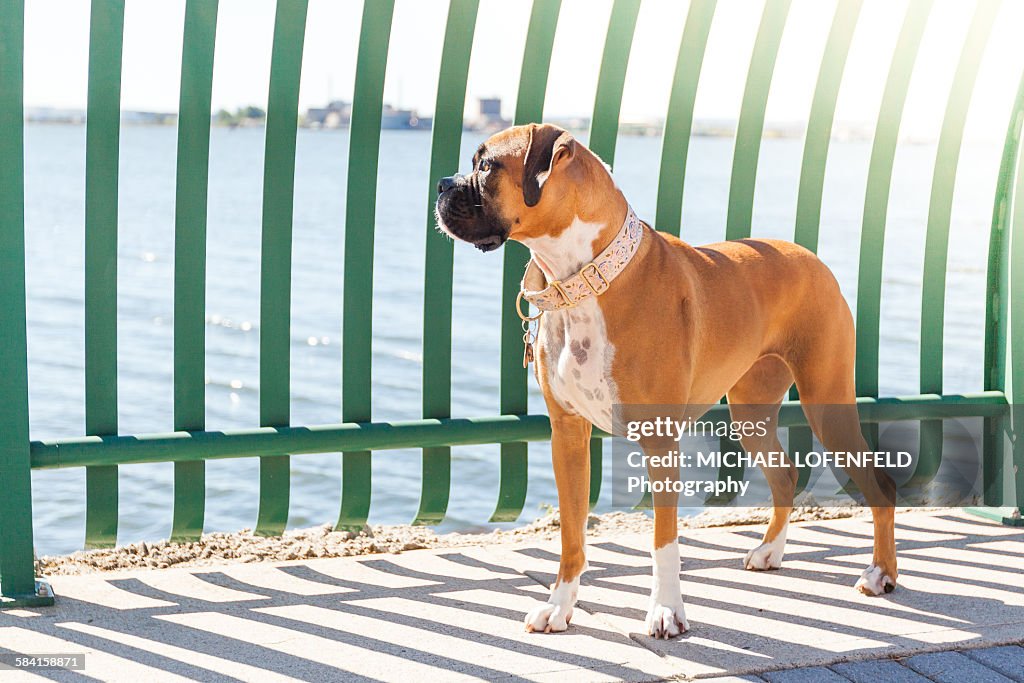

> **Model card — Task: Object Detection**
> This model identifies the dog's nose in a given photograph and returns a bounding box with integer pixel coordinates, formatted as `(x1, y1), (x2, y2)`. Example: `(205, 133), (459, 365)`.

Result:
(437, 176), (458, 195)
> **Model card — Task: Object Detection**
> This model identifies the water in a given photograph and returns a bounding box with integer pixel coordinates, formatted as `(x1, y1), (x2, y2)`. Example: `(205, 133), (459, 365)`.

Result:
(24, 124), (998, 555)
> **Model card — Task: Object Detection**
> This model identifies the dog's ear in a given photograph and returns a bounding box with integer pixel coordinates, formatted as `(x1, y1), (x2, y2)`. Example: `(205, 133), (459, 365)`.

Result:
(522, 123), (575, 207)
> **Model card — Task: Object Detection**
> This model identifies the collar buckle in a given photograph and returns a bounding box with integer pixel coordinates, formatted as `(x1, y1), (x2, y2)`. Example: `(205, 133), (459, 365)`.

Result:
(550, 280), (576, 308)
(518, 207), (643, 315)
(579, 263), (609, 295)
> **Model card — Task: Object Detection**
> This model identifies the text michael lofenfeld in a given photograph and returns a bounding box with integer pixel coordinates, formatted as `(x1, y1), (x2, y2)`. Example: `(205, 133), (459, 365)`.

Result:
(622, 417), (912, 496)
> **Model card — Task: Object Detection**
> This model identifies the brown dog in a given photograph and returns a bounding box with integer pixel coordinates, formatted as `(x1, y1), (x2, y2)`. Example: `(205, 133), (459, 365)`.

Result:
(435, 123), (897, 638)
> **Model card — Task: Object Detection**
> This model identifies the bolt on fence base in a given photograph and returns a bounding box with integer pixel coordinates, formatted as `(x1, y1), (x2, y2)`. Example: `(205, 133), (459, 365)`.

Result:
(0, 579), (55, 609)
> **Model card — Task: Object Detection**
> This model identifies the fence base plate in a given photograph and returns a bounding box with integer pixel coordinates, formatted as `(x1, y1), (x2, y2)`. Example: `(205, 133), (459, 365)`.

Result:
(964, 506), (1024, 527)
(0, 579), (55, 609)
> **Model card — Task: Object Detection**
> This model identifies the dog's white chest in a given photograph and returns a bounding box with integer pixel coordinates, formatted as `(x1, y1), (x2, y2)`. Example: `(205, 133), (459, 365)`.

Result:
(539, 299), (617, 433)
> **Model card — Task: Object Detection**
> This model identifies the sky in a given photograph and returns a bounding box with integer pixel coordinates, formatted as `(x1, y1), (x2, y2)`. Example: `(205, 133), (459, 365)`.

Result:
(21, 0), (1024, 140)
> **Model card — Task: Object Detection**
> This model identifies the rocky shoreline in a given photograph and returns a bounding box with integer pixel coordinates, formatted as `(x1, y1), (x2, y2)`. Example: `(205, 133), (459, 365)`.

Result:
(37, 504), (868, 575)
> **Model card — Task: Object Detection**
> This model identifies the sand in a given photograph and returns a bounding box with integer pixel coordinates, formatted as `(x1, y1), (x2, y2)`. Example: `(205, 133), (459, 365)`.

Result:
(36, 502), (869, 576)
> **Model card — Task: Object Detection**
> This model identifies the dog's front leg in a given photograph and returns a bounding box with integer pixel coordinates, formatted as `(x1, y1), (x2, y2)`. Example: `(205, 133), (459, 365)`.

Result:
(644, 436), (689, 638)
(524, 412), (591, 633)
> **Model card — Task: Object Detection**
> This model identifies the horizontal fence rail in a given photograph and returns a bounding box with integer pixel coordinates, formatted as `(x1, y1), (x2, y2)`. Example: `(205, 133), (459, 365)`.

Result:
(3, 0), (1024, 602)
(29, 392), (1011, 470)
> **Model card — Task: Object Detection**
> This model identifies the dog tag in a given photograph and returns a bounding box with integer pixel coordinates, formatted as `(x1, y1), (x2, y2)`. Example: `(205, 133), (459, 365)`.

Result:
(520, 325), (536, 368)
(521, 320), (537, 368)
(523, 340), (534, 368)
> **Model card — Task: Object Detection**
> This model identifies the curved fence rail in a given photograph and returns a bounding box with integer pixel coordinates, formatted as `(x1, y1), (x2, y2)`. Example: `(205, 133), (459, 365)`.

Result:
(2, 0), (1024, 606)
(172, 0), (218, 544)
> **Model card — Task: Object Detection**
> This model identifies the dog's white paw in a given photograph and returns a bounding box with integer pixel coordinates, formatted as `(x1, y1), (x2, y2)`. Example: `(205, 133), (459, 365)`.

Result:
(647, 541), (687, 638)
(855, 564), (896, 595)
(524, 577), (577, 633)
(645, 602), (689, 639)
(524, 601), (572, 633)
(744, 541), (784, 570)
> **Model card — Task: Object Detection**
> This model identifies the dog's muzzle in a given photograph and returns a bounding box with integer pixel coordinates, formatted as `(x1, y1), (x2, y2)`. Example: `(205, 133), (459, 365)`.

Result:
(434, 174), (509, 252)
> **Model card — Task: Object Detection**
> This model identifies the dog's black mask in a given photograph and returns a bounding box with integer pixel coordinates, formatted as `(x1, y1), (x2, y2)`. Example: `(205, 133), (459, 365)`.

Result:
(434, 173), (510, 252)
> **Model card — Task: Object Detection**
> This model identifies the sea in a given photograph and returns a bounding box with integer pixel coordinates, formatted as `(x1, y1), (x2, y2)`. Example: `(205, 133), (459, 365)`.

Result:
(23, 123), (999, 555)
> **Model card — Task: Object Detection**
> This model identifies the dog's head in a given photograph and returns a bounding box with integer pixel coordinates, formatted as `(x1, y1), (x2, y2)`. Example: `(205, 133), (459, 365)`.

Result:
(434, 123), (584, 252)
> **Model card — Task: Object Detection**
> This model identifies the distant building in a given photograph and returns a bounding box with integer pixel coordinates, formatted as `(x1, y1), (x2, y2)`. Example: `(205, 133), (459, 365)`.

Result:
(304, 101), (429, 130)
(466, 97), (509, 132)
(380, 104), (430, 130)
(478, 98), (502, 118)
(305, 100), (351, 129)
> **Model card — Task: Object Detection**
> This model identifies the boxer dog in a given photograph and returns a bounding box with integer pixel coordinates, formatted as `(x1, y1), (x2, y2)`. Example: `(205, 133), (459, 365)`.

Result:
(434, 123), (897, 638)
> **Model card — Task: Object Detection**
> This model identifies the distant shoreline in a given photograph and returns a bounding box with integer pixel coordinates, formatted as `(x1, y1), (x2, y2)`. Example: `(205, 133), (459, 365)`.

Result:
(21, 117), (944, 143)
(21, 118), (885, 142)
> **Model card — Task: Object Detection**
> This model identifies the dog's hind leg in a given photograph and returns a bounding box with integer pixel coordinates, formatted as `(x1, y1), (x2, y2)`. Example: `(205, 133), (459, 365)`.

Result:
(727, 355), (796, 570)
(524, 411), (591, 633)
(793, 338), (898, 595)
(803, 400), (898, 594)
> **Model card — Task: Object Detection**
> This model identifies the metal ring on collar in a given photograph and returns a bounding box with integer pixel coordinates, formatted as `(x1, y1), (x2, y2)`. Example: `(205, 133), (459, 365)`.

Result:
(515, 290), (543, 322)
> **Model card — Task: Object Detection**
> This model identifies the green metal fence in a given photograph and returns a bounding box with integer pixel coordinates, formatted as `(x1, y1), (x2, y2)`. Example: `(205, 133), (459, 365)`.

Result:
(2, 0), (1023, 607)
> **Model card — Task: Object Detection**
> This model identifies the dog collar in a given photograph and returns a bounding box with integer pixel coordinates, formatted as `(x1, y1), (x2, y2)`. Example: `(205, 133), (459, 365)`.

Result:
(517, 207), (643, 317)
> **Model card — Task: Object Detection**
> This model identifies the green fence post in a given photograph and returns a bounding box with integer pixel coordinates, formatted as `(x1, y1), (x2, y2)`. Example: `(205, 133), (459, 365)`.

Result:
(588, 0), (641, 167)
(171, 0), (219, 543)
(855, 0), (931, 467)
(585, 0), (642, 509)
(793, 0), (862, 257)
(914, 1), (998, 489)
(789, 0), (862, 495)
(715, 0), (791, 504)
(980, 73), (1024, 511)
(1008, 115), (1024, 522)
(416, 0), (480, 526)
(655, 0), (716, 237)
(643, 0), (717, 510)
(0, 0), (52, 608)
(84, 0), (125, 549)
(725, 0), (791, 241)
(493, 0), (562, 522)
(968, 77), (1024, 525)
(256, 0), (308, 537)
(970, 64), (1024, 526)
(337, 0), (395, 530)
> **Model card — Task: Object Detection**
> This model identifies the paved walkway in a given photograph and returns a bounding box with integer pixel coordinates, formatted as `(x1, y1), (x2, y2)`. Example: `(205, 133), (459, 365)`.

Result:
(1, 510), (1022, 682)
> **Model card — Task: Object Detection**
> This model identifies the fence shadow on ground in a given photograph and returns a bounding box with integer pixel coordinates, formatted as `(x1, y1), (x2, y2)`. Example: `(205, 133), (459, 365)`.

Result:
(0, 513), (1022, 681)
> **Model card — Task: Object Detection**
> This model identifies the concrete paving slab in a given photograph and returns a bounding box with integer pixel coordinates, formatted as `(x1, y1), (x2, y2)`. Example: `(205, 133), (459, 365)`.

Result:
(830, 659), (932, 683)
(760, 666), (848, 683)
(0, 509), (1020, 682)
(903, 650), (1017, 683)
(963, 646), (1024, 683)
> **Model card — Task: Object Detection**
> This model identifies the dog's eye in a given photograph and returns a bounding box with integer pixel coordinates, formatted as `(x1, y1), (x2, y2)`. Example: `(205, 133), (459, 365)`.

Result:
(479, 159), (491, 173)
